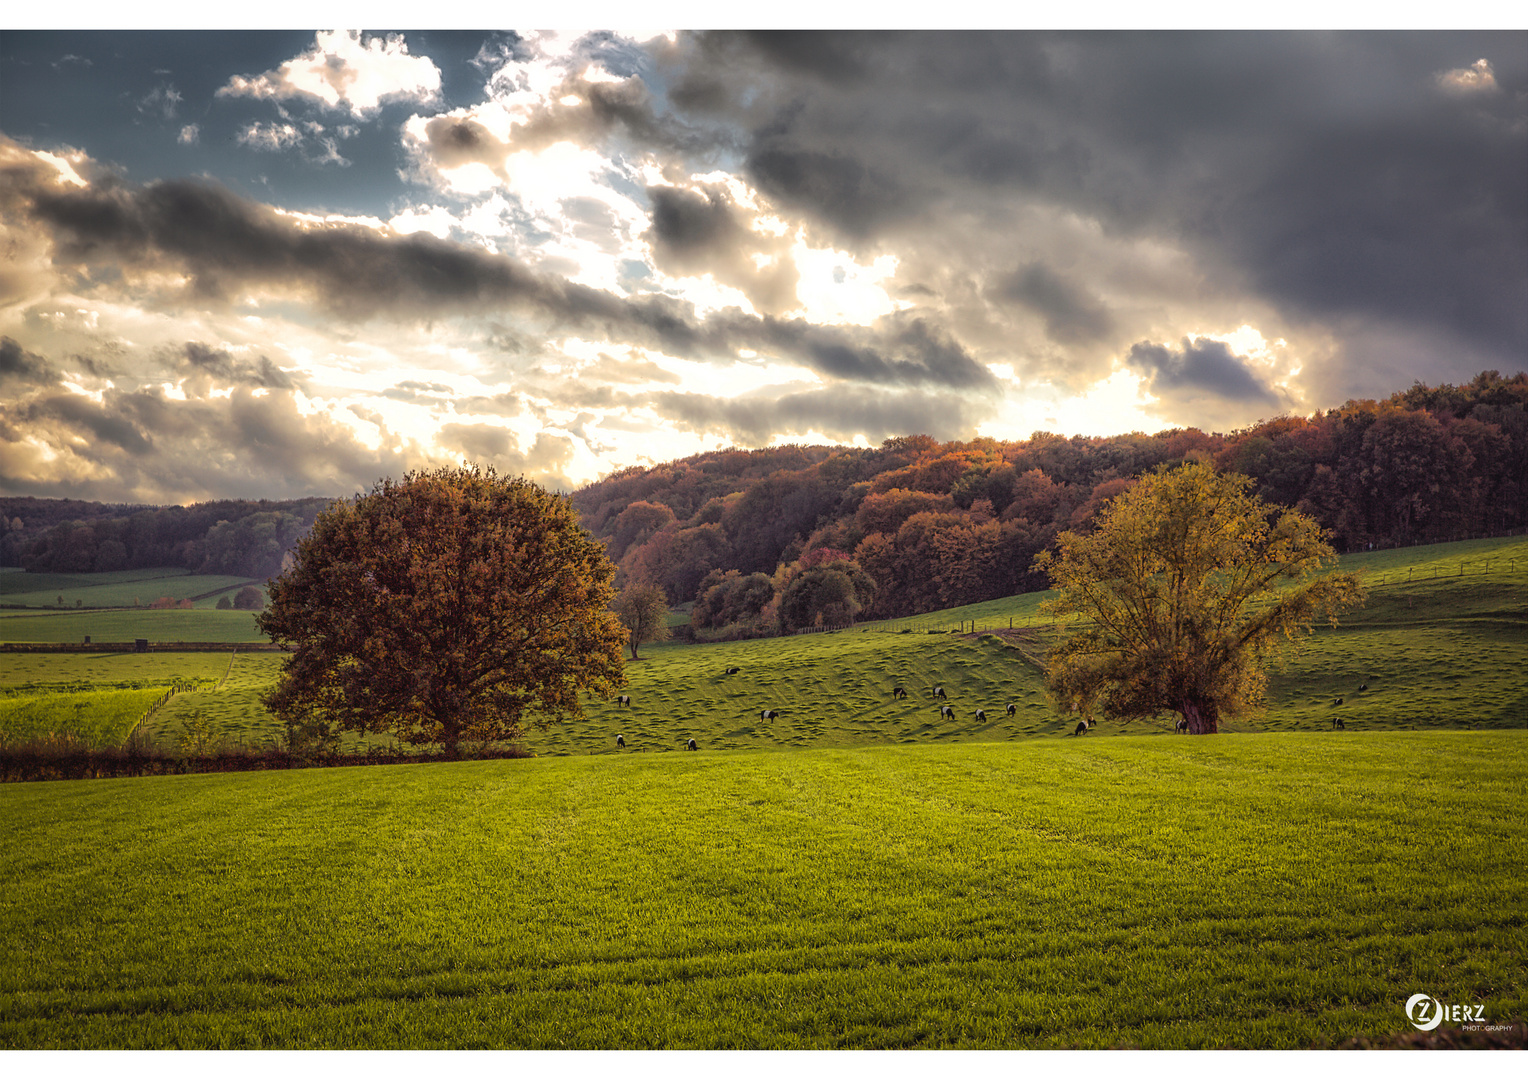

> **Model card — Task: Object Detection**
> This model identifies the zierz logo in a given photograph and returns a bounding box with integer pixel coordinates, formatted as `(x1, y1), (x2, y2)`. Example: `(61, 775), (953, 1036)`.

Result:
(1406, 993), (1485, 1031)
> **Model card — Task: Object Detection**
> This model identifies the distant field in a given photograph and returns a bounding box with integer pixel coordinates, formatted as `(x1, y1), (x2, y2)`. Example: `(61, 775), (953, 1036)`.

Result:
(0, 609), (267, 643)
(0, 652), (231, 690)
(0, 568), (262, 611)
(0, 567), (191, 596)
(1, 731), (1522, 1048)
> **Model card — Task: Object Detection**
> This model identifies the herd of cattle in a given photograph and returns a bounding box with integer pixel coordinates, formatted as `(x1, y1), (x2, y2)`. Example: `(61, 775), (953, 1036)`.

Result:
(608, 666), (1103, 751)
(609, 665), (1367, 748)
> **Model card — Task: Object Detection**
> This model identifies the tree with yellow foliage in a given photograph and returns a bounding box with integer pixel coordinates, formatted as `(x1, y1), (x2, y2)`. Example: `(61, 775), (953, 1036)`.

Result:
(1034, 462), (1365, 734)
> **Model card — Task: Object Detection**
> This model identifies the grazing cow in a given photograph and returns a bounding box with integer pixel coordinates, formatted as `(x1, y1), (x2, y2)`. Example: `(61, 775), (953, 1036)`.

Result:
(616, 734), (625, 748)
(893, 686), (908, 700)
(940, 704), (955, 720)
(1175, 717), (1189, 734)
(686, 738), (698, 751)
(725, 666), (741, 675)
(933, 686), (947, 700)
(617, 694), (631, 706)
(1069, 720), (1089, 736)
(1006, 703), (1016, 717)
(1332, 717), (1346, 730)
(1359, 683), (1368, 692)
(975, 709), (987, 722)
(1334, 697), (1343, 707)
(761, 708), (780, 721)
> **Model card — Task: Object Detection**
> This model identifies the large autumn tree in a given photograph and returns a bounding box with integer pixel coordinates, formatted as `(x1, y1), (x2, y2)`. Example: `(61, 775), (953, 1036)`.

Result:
(258, 465), (626, 755)
(1034, 462), (1365, 734)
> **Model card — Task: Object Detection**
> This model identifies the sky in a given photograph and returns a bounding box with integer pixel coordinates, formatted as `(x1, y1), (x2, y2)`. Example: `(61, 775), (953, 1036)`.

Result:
(0, 25), (1525, 504)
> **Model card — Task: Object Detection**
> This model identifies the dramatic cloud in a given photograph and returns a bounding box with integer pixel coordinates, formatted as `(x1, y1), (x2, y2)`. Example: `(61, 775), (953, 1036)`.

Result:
(0, 382), (429, 503)
(0, 30), (1523, 504)
(0, 337), (58, 386)
(1126, 337), (1280, 405)
(999, 262), (1115, 345)
(644, 384), (989, 447)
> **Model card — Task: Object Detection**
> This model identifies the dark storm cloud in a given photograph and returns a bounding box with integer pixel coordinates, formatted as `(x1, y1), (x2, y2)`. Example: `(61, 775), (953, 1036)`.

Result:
(1126, 338), (1279, 405)
(0, 337), (58, 385)
(746, 147), (911, 244)
(647, 185), (741, 262)
(644, 184), (799, 313)
(693, 312), (998, 391)
(999, 262), (1114, 344)
(665, 30), (1528, 369)
(643, 384), (987, 447)
(181, 341), (295, 390)
(416, 116), (509, 174)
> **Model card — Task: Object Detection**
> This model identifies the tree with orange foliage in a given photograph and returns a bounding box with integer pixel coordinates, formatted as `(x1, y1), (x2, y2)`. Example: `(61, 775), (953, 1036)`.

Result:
(259, 465), (626, 756)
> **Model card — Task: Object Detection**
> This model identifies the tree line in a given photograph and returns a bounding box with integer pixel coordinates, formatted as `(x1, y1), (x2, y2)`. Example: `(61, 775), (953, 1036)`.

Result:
(2, 498), (332, 579)
(571, 371), (1526, 638)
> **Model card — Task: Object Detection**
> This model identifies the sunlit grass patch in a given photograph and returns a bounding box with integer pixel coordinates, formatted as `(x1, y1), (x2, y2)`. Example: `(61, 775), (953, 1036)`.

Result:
(0, 687), (170, 747)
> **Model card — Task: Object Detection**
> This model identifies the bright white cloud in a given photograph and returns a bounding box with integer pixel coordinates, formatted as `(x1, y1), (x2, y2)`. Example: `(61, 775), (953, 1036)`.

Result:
(218, 30), (441, 117)
(237, 121), (303, 152)
(1435, 58), (1498, 95)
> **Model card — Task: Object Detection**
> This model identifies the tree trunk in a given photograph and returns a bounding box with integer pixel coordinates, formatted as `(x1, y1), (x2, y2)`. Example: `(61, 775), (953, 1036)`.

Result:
(1179, 698), (1220, 735)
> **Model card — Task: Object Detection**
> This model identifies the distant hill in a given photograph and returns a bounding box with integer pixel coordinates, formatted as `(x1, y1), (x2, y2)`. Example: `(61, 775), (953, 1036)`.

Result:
(1, 497), (334, 579)
(572, 371), (1528, 627)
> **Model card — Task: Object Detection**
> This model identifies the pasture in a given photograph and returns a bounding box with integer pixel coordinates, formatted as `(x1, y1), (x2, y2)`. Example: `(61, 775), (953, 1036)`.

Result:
(0, 568), (261, 610)
(0, 608), (267, 644)
(0, 535), (1522, 754)
(0, 731), (1522, 1048)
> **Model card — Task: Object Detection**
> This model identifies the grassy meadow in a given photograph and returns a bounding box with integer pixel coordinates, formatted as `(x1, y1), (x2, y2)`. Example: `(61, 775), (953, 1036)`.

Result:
(0, 608), (267, 644)
(0, 567), (262, 610)
(0, 536), (1523, 1048)
(0, 730), (1523, 1048)
(0, 535), (1522, 754)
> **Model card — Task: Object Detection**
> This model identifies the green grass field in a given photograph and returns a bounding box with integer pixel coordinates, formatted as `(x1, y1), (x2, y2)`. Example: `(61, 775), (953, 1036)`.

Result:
(0, 653), (233, 748)
(0, 536), (1522, 755)
(0, 568), (261, 610)
(0, 608), (267, 644)
(0, 731), (1522, 1048)
(0, 687), (171, 748)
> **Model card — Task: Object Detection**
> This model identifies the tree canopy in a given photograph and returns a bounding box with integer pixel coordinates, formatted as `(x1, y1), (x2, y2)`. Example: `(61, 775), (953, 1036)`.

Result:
(258, 466), (626, 755)
(1034, 462), (1365, 734)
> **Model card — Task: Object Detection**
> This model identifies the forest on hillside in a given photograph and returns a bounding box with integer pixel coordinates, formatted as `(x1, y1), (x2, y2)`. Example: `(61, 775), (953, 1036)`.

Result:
(1, 497), (332, 580)
(2, 372), (1524, 630)
(571, 371), (1528, 638)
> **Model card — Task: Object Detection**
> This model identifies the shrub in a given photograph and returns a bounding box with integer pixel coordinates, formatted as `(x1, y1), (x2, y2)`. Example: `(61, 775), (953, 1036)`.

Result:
(233, 586), (264, 610)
